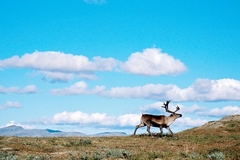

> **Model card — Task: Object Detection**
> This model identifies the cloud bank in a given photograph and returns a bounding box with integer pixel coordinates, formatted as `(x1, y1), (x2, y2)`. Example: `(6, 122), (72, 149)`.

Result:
(51, 78), (240, 102)
(0, 48), (187, 82)
(103, 78), (240, 101)
(0, 51), (117, 72)
(46, 111), (140, 127)
(0, 51), (118, 82)
(201, 106), (240, 117)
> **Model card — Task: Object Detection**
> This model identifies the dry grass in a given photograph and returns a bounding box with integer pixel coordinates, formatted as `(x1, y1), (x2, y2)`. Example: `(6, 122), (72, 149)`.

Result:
(0, 118), (239, 159)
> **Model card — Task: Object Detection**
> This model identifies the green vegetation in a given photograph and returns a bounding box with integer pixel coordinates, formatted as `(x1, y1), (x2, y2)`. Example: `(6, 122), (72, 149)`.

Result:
(0, 118), (239, 159)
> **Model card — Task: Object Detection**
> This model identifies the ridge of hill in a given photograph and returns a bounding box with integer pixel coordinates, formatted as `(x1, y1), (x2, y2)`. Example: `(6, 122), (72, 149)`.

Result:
(191, 114), (240, 130)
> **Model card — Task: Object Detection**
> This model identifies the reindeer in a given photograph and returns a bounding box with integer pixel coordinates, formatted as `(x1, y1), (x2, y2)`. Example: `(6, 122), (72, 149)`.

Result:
(133, 100), (182, 136)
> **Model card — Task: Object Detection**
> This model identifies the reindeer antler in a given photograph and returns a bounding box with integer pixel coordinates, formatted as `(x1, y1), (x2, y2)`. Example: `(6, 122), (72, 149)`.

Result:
(173, 106), (180, 113)
(162, 100), (180, 114)
(162, 100), (171, 107)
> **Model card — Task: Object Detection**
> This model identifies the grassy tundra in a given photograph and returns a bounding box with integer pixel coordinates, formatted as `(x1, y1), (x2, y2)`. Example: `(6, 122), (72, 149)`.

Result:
(0, 115), (239, 160)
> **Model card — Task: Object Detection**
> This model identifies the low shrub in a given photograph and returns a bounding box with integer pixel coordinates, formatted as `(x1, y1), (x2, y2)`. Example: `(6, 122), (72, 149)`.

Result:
(0, 151), (18, 160)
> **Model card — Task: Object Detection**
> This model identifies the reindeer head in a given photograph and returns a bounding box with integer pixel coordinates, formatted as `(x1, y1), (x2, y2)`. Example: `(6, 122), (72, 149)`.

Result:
(162, 100), (182, 119)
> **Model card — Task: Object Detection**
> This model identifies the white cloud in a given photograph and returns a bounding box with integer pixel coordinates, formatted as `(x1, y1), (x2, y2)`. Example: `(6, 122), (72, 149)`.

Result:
(120, 48), (187, 76)
(100, 78), (240, 102)
(19, 85), (38, 94)
(50, 78), (240, 102)
(40, 71), (75, 83)
(52, 111), (117, 126)
(100, 83), (179, 99)
(117, 114), (141, 126)
(0, 101), (22, 110)
(51, 81), (105, 95)
(40, 71), (97, 83)
(0, 85), (37, 94)
(5, 121), (35, 129)
(0, 48), (188, 82)
(201, 106), (240, 117)
(186, 78), (240, 101)
(176, 117), (208, 127)
(0, 51), (117, 72)
(181, 104), (206, 114)
(44, 111), (141, 127)
(0, 51), (118, 82)
(140, 102), (164, 112)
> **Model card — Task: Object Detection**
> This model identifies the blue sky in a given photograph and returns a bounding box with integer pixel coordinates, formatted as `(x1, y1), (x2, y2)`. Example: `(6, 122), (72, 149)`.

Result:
(1, 0), (240, 135)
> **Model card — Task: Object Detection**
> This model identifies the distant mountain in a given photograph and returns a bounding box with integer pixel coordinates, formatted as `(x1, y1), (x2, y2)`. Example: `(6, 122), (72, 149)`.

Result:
(93, 132), (127, 137)
(0, 125), (127, 137)
(0, 125), (85, 137)
(0, 125), (25, 136)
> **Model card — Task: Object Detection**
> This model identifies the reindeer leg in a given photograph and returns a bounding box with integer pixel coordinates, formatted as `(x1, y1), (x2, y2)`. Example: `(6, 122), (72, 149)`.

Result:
(146, 125), (152, 136)
(133, 122), (145, 135)
(166, 126), (173, 136)
(159, 125), (163, 137)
